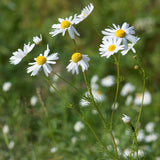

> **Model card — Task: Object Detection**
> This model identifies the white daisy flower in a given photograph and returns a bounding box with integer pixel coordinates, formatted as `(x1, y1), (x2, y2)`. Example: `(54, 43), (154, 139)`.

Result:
(102, 22), (139, 50)
(125, 95), (133, 106)
(50, 147), (57, 153)
(33, 34), (42, 45)
(121, 42), (137, 55)
(99, 38), (124, 58)
(8, 141), (15, 150)
(120, 83), (135, 96)
(30, 96), (38, 106)
(66, 52), (90, 74)
(49, 15), (80, 39)
(74, 121), (84, 132)
(79, 98), (90, 107)
(91, 75), (99, 90)
(101, 75), (115, 87)
(71, 136), (77, 144)
(134, 91), (152, 106)
(92, 90), (105, 102)
(27, 45), (59, 77)
(137, 129), (145, 142)
(111, 102), (118, 110)
(10, 42), (35, 65)
(3, 125), (9, 134)
(2, 82), (12, 92)
(145, 133), (158, 143)
(92, 109), (98, 115)
(76, 3), (94, 24)
(145, 122), (155, 133)
(122, 114), (131, 124)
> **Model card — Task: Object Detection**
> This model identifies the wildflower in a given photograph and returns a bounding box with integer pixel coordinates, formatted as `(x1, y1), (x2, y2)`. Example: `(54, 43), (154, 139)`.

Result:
(71, 136), (77, 144)
(3, 125), (9, 134)
(122, 114), (131, 124)
(2, 82), (12, 92)
(101, 75), (115, 87)
(120, 83), (135, 96)
(8, 141), (15, 150)
(125, 95), (133, 106)
(30, 96), (38, 106)
(74, 121), (84, 132)
(102, 22), (139, 50)
(134, 91), (151, 106)
(111, 102), (118, 110)
(123, 148), (131, 158)
(145, 122), (155, 133)
(10, 42), (35, 65)
(27, 45), (59, 77)
(79, 98), (90, 107)
(66, 52), (90, 74)
(145, 133), (158, 143)
(92, 90), (105, 102)
(33, 34), (42, 45)
(49, 15), (80, 39)
(76, 3), (94, 23)
(92, 109), (98, 115)
(91, 75), (99, 90)
(99, 38), (124, 58)
(137, 130), (145, 142)
(50, 147), (57, 153)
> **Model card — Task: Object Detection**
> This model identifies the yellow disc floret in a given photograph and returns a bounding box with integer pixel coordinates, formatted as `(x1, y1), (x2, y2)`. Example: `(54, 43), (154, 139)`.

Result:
(108, 45), (116, 51)
(36, 56), (46, 65)
(72, 53), (82, 63)
(61, 20), (71, 29)
(115, 29), (126, 38)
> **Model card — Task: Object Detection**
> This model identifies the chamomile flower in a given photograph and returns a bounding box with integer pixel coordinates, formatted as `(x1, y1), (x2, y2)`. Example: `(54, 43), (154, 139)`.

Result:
(76, 3), (94, 24)
(102, 22), (139, 50)
(120, 83), (135, 96)
(92, 90), (105, 102)
(27, 45), (59, 77)
(121, 42), (138, 55)
(10, 42), (35, 65)
(66, 52), (90, 74)
(122, 114), (131, 124)
(49, 15), (80, 39)
(99, 38), (124, 58)
(33, 34), (42, 45)
(101, 75), (115, 87)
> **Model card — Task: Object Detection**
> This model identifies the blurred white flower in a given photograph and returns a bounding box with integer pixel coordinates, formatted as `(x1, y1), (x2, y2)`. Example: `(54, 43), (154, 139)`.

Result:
(71, 136), (77, 144)
(74, 121), (84, 132)
(125, 95), (133, 106)
(145, 133), (158, 143)
(33, 34), (42, 45)
(134, 91), (151, 106)
(123, 148), (131, 158)
(145, 122), (155, 133)
(50, 147), (57, 153)
(91, 109), (98, 115)
(79, 98), (90, 107)
(111, 102), (118, 110)
(133, 149), (144, 158)
(91, 75), (99, 90)
(30, 96), (38, 106)
(120, 83), (135, 96)
(92, 90), (105, 102)
(101, 75), (115, 87)
(8, 141), (15, 150)
(122, 114), (131, 124)
(2, 82), (12, 92)
(137, 129), (145, 142)
(114, 138), (119, 145)
(3, 125), (9, 134)
(156, 157), (160, 160)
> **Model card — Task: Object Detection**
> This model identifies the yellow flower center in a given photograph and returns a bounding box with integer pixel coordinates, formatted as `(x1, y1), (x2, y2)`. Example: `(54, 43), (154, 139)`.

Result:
(108, 45), (116, 51)
(72, 53), (82, 63)
(137, 94), (142, 98)
(36, 56), (46, 65)
(61, 20), (71, 29)
(115, 29), (126, 38)
(83, 14), (87, 17)
(97, 91), (102, 95)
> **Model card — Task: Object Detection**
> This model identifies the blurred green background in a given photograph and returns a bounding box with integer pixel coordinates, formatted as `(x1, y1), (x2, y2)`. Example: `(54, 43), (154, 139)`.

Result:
(0, 0), (160, 159)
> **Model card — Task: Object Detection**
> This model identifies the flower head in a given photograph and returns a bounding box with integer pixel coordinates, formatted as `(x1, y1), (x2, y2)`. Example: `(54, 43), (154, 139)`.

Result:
(2, 82), (12, 92)
(101, 75), (115, 87)
(122, 114), (131, 124)
(49, 15), (80, 39)
(74, 121), (84, 132)
(99, 38), (124, 58)
(10, 42), (35, 65)
(33, 34), (42, 45)
(3, 125), (9, 134)
(66, 52), (90, 74)
(120, 83), (135, 96)
(102, 22), (139, 50)
(27, 45), (59, 77)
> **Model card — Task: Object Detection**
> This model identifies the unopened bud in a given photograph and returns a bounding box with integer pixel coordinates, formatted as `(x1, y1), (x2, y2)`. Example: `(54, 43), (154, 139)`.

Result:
(133, 55), (137, 59)
(134, 65), (139, 70)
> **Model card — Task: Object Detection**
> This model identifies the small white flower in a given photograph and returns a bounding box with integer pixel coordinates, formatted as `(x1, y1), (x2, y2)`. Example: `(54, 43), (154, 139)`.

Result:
(102, 22), (139, 50)
(114, 138), (119, 145)
(145, 133), (158, 143)
(30, 96), (38, 106)
(8, 141), (15, 150)
(111, 102), (118, 110)
(125, 95), (133, 106)
(49, 15), (80, 39)
(92, 90), (105, 102)
(99, 38), (124, 58)
(145, 122), (155, 133)
(133, 149), (144, 158)
(101, 75), (115, 87)
(74, 121), (84, 132)
(33, 34), (42, 45)
(134, 91), (152, 106)
(66, 52), (90, 74)
(120, 83), (135, 96)
(156, 157), (160, 160)
(123, 148), (131, 158)
(50, 147), (57, 153)
(2, 82), (12, 92)
(71, 136), (77, 144)
(122, 114), (131, 124)
(92, 109), (98, 115)
(79, 98), (90, 107)
(10, 42), (35, 65)
(137, 130), (145, 142)
(91, 75), (99, 90)
(3, 125), (9, 134)
(27, 45), (59, 77)
(76, 3), (94, 24)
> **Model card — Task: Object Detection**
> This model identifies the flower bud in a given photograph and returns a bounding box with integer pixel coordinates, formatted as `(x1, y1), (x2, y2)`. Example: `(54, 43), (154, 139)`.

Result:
(122, 114), (131, 124)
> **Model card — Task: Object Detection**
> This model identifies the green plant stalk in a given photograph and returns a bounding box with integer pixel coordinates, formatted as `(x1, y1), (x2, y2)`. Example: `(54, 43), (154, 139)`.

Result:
(43, 75), (116, 159)
(129, 69), (145, 160)
(83, 71), (118, 159)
